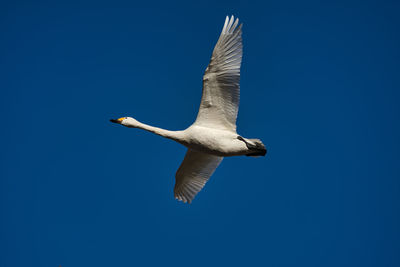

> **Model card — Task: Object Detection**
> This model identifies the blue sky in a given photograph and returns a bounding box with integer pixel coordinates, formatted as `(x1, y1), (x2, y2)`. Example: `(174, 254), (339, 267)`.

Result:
(1, 0), (400, 266)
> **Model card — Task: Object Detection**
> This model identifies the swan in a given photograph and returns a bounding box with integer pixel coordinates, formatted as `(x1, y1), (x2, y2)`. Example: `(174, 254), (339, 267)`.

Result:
(111, 16), (266, 203)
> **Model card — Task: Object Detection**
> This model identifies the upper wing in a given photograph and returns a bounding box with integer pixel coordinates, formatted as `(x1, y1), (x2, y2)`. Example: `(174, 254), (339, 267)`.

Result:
(194, 16), (243, 132)
(174, 149), (223, 203)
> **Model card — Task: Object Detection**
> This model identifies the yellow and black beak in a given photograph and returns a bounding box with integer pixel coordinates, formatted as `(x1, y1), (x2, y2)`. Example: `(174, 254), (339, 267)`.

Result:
(110, 117), (125, 124)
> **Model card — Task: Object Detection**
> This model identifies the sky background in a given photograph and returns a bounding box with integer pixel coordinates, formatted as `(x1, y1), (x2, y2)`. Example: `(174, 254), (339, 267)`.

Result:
(1, 0), (400, 266)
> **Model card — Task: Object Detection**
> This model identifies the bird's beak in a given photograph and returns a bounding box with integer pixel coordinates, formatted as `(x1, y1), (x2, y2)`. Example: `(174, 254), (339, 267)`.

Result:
(110, 118), (124, 124)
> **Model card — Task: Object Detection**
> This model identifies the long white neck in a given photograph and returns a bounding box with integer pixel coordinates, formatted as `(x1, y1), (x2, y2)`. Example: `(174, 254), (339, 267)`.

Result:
(127, 120), (185, 143)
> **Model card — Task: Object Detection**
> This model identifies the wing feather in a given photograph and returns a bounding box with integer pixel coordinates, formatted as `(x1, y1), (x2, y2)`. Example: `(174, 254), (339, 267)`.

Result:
(194, 16), (243, 131)
(174, 149), (223, 203)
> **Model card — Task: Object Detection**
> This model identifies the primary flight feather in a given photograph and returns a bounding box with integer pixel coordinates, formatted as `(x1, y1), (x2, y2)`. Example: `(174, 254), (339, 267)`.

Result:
(111, 16), (266, 203)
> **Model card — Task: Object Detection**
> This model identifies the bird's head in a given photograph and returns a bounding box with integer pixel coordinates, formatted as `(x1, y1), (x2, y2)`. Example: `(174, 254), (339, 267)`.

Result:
(110, 117), (140, 128)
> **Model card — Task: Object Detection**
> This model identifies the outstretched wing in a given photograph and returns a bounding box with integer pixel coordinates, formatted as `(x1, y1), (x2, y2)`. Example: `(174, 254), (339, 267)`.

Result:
(174, 149), (223, 203)
(194, 15), (243, 132)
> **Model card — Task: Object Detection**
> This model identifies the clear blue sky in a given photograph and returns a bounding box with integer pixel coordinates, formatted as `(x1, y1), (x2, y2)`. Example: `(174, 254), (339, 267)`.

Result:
(1, 0), (400, 266)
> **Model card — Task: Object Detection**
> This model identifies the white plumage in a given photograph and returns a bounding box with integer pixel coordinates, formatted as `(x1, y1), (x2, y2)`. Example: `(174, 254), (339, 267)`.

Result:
(195, 15), (242, 131)
(111, 16), (266, 203)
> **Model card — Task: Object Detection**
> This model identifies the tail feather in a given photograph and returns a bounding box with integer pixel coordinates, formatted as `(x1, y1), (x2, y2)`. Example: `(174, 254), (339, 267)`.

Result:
(237, 136), (267, 157)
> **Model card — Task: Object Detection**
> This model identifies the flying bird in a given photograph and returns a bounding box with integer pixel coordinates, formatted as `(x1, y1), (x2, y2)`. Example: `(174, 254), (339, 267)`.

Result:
(111, 16), (266, 203)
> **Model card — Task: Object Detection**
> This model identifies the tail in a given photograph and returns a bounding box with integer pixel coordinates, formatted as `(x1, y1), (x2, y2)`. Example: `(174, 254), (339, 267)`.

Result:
(237, 136), (267, 157)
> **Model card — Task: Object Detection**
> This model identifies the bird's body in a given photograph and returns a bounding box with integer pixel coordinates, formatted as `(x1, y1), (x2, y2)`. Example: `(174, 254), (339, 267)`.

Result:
(181, 125), (247, 157)
(111, 16), (266, 203)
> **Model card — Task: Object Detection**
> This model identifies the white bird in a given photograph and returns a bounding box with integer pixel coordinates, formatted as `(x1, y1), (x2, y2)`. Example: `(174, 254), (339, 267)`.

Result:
(111, 16), (266, 203)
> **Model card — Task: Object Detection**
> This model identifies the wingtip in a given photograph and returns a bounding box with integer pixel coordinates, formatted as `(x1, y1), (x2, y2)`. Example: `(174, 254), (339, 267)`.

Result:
(223, 16), (229, 33)
(227, 15), (239, 21)
(174, 192), (193, 204)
